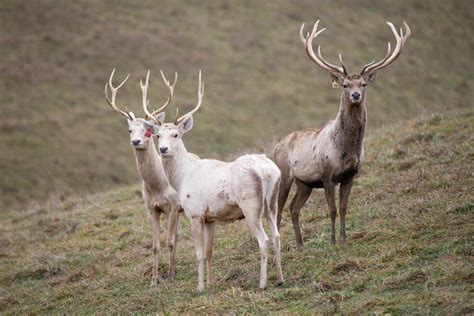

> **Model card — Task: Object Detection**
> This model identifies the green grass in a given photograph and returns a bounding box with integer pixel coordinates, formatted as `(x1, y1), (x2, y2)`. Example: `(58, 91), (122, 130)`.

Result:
(1, 110), (472, 313)
(1, 0), (473, 208)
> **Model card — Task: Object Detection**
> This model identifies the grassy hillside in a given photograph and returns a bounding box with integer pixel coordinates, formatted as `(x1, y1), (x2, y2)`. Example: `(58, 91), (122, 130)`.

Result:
(1, 110), (472, 314)
(1, 0), (473, 208)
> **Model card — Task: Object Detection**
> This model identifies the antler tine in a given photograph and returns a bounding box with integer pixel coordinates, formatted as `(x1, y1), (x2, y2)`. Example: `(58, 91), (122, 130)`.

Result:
(140, 69), (160, 123)
(104, 68), (133, 120)
(149, 70), (178, 116)
(173, 104), (180, 125)
(339, 54), (348, 75)
(361, 21), (411, 75)
(361, 42), (391, 74)
(359, 59), (376, 75)
(300, 20), (347, 75)
(175, 70), (204, 124)
(299, 22), (313, 45)
(316, 46), (347, 75)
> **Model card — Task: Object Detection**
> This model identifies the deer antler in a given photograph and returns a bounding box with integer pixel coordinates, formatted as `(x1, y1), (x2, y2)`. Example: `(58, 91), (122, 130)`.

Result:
(141, 70), (178, 124)
(299, 20), (348, 75)
(174, 70), (204, 124)
(360, 21), (411, 75)
(104, 68), (134, 120)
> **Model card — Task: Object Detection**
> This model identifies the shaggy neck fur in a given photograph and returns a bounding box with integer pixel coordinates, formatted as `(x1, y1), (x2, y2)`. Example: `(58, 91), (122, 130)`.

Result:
(134, 139), (171, 192)
(330, 92), (367, 158)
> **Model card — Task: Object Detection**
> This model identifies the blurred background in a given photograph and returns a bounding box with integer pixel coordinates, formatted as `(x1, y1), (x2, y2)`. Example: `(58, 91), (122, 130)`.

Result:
(1, 0), (472, 210)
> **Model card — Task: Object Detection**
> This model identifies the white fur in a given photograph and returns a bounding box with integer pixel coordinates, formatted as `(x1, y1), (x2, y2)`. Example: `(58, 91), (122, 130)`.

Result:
(127, 116), (181, 286)
(147, 116), (285, 292)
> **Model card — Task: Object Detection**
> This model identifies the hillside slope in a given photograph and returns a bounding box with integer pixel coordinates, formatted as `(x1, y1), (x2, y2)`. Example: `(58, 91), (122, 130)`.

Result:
(1, 0), (473, 208)
(1, 110), (472, 314)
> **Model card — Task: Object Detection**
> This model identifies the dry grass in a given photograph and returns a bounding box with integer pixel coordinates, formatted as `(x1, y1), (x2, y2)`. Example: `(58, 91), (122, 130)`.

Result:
(1, 0), (473, 208)
(0, 109), (472, 313)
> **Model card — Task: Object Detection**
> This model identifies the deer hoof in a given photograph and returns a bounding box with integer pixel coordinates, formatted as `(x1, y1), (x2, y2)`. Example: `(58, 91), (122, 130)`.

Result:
(150, 277), (159, 287)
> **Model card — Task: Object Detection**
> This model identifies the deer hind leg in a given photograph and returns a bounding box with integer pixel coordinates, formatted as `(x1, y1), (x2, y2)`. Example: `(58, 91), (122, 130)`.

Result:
(248, 219), (270, 290)
(150, 210), (161, 287)
(265, 197), (285, 285)
(191, 216), (206, 292)
(289, 181), (312, 248)
(166, 207), (179, 279)
(203, 222), (216, 286)
(339, 178), (354, 244)
(241, 200), (269, 290)
(277, 177), (294, 229)
(324, 183), (337, 244)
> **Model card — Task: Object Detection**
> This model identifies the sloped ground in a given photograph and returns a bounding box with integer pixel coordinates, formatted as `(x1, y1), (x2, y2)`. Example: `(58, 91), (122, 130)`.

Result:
(0, 109), (472, 313)
(1, 0), (473, 208)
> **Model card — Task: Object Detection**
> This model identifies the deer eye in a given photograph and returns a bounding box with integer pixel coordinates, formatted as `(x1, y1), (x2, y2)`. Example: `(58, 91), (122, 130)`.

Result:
(173, 134), (178, 138)
(128, 129), (131, 133)
(342, 84), (349, 88)
(362, 83), (368, 87)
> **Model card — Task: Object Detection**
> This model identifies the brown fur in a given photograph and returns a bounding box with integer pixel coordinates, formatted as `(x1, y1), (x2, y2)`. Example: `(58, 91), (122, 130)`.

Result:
(274, 80), (367, 247)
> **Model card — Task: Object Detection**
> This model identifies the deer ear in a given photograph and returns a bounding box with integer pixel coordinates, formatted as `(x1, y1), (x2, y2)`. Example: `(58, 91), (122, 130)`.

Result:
(154, 112), (166, 125)
(179, 115), (193, 134)
(329, 72), (345, 88)
(143, 121), (159, 135)
(363, 71), (377, 84)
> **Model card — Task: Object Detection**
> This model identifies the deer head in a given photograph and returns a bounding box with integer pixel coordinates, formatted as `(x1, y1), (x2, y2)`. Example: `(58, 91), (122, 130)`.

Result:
(300, 20), (411, 104)
(104, 68), (177, 149)
(144, 70), (204, 157)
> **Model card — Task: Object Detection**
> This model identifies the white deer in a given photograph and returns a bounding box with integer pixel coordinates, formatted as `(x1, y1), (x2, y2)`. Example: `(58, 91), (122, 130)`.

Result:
(274, 20), (411, 246)
(104, 69), (181, 286)
(143, 71), (285, 292)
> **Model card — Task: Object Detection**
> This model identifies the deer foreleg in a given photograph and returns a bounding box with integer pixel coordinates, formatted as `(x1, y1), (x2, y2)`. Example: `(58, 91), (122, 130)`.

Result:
(339, 178), (354, 244)
(150, 210), (161, 287)
(191, 216), (205, 292)
(324, 184), (337, 244)
(166, 208), (179, 279)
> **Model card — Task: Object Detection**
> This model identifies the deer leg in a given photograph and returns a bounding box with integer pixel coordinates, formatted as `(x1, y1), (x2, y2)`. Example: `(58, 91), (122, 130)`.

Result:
(242, 207), (269, 290)
(150, 210), (161, 287)
(166, 207), (179, 279)
(191, 216), (205, 292)
(324, 184), (337, 244)
(339, 177), (354, 244)
(203, 222), (216, 286)
(265, 205), (285, 286)
(289, 182), (312, 248)
(277, 177), (293, 229)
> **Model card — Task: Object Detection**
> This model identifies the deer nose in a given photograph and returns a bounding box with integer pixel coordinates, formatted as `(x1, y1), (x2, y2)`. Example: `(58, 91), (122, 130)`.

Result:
(132, 139), (141, 146)
(351, 92), (361, 100)
(160, 147), (168, 154)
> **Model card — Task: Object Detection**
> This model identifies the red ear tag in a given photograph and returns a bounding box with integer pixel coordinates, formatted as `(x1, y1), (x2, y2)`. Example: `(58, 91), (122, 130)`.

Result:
(145, 129), (152, 138)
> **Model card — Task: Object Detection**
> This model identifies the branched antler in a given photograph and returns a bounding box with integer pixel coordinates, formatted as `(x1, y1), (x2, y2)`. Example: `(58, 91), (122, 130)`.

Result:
(141, 70), (178, 124)
(104, 68), (134, 120)
(174, 70), (204, 124)
(360, 21), (411, 75)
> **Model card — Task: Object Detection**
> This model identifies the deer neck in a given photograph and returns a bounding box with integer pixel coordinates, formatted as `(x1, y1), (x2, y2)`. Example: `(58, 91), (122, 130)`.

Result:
(161, 141), (194, 192)
(133, 140), (170, 192)
(331, 93), (367, 157)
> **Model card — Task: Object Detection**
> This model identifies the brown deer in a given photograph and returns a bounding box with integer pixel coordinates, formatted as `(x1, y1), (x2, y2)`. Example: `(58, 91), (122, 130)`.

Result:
(274, 20), (411, 246)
